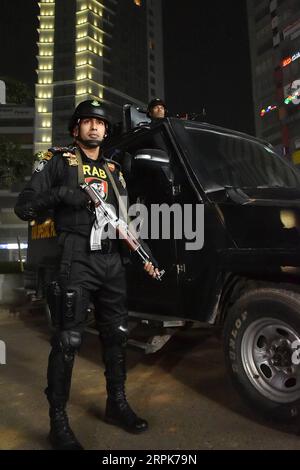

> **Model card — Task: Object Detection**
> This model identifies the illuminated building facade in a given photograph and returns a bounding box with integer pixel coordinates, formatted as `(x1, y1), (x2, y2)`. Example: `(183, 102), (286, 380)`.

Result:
(34, 0), (164, 152)
(247, 0), (300, 161)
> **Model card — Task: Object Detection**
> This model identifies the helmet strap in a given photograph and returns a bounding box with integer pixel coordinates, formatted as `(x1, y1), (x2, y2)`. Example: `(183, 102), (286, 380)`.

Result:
(76, 135), (102, 148)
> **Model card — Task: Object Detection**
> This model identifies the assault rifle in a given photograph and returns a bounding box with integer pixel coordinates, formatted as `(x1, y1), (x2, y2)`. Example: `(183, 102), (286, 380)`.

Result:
(81, 183), (165, 281)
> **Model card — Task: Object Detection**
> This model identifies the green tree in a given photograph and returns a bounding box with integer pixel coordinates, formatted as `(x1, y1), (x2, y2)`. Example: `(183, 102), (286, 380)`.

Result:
(0, 138), (33, 188)
(0, 77), (34, 105)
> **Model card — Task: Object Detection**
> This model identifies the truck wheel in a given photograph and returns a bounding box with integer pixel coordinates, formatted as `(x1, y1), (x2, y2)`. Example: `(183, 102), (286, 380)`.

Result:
(223, 286), (300, 422)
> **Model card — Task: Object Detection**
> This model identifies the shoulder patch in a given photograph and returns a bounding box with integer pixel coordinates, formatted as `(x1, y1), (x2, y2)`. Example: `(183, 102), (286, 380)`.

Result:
(35, 159), (49, 173)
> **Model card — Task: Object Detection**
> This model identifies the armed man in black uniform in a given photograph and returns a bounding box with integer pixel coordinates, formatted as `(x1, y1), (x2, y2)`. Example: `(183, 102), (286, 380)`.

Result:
(147, 98), (167, 122)
(15, 100), (159, 450)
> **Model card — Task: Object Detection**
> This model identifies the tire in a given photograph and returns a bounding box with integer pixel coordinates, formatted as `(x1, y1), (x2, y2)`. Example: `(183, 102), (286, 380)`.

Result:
(223, 285), (300, 423)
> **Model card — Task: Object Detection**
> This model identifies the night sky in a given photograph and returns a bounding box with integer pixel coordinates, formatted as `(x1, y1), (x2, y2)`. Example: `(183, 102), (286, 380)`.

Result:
(0, 0), (254, 135)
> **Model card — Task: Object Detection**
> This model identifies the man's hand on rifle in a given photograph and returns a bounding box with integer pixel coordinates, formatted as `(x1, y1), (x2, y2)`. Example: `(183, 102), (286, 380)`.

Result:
(144, 261), (160, 279)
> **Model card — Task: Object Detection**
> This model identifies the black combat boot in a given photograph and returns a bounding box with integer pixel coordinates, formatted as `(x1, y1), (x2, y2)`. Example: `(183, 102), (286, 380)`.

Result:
(105, 383), (148, 434)
(100, 322), (148, 433)
(100, 321), (148, 433)
(49, 405), (83, 450)
(46, 331), (84, 450)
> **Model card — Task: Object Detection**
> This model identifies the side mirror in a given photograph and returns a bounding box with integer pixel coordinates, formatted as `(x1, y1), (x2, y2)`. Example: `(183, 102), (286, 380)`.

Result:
(133, 148), (170, 167)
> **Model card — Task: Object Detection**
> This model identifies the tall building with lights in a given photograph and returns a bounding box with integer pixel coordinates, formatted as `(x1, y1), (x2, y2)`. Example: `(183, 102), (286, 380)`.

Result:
(247, 0), (300, 161)
(34, 0), (164, 152)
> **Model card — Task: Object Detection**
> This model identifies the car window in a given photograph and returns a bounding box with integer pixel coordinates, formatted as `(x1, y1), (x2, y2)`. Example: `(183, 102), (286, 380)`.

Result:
(126, 128), (170, 156)
(182, 126), (300, 190)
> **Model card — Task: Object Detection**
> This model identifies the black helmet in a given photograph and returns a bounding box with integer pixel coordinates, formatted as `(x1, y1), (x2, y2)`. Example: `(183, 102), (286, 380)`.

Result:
(68, 99), (112, 136)
(147, 98), (167, 117)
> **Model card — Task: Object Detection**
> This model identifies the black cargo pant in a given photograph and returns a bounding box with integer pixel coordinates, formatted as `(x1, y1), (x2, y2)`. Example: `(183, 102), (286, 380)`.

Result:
(45, 233), (128, 406)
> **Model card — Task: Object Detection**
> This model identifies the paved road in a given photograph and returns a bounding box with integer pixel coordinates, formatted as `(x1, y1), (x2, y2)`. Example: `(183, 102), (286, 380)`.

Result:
(0, 306), (300, 450)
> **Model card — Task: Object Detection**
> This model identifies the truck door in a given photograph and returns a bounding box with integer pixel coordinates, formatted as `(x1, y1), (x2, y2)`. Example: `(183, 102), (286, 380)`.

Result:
(122, 127), (180, 316)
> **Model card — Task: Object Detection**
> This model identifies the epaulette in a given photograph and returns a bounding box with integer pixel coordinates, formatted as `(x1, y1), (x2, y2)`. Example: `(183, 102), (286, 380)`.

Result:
(49, 146), (77, 155)
(49, 146), (79, 166)
(104, 157), (121, 173)
(34, 150), (54, 161)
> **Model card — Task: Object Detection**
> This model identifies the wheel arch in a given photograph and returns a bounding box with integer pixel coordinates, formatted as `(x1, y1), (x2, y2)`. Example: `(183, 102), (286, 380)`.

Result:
(215, 272), (300, 328)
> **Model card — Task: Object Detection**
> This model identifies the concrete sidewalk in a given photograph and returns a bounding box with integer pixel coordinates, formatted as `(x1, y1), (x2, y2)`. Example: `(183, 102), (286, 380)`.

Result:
(0, 306), (300, 450)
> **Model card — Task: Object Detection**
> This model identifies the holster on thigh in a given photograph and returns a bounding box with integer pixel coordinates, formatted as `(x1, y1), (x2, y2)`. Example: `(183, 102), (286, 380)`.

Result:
(62, 286), (87, 329)
(47, 281), (63, 328)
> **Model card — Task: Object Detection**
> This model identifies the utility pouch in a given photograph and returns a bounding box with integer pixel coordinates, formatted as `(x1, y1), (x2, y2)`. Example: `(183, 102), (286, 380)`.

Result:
(46, 281), (62, 328)
(61, 286), (87, 329)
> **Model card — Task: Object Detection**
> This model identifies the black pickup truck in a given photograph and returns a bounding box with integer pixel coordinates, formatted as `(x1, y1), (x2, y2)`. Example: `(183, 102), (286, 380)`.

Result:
(25, 112), (300, 423)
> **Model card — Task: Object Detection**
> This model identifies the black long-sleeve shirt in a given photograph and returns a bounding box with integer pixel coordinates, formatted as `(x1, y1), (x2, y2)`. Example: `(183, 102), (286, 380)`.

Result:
(15, 147), (127, 237)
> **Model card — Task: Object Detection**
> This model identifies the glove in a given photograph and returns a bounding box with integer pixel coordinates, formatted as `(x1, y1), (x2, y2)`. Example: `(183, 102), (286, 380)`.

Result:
(57, 186), (90, 209)
(15, 186), (89, 222)
(14, 199), (39, 221)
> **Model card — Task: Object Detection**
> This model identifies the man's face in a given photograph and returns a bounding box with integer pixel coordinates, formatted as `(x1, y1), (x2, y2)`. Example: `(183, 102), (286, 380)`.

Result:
(74, 117), (106, 142)
(150, 104), (165, 119)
